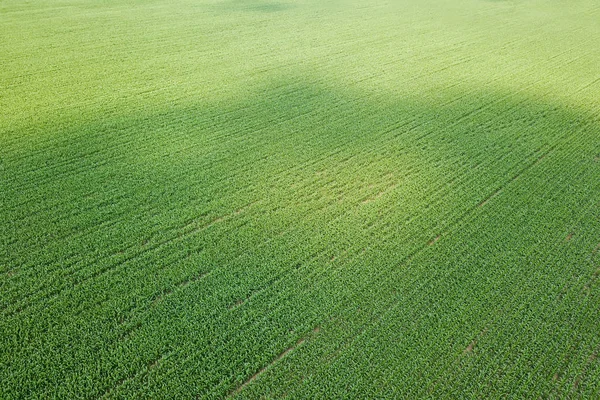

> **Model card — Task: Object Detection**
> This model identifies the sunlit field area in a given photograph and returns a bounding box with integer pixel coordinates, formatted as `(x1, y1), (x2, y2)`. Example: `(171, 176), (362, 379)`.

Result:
(2, 0), (600, 397)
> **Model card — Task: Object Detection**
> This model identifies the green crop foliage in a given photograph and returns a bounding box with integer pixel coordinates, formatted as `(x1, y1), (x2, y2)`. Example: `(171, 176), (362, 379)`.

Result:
(1, 0), (600, 398)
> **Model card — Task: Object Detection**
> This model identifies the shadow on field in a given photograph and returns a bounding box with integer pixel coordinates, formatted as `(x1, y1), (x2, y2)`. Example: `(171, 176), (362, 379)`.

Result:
(3, 77), (595, 277)
(2, 77), (599, 398)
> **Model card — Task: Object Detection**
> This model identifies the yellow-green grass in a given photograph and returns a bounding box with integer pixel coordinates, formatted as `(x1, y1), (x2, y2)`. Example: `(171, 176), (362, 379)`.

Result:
(1, 0), (600, 398)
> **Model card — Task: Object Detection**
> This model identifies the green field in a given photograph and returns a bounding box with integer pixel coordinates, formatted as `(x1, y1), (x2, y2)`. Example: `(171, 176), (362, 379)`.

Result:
(2, 0), (600, 398)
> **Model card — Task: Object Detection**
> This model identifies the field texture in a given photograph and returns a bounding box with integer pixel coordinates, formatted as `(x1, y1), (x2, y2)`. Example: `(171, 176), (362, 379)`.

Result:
(2, 0), (600, 398)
